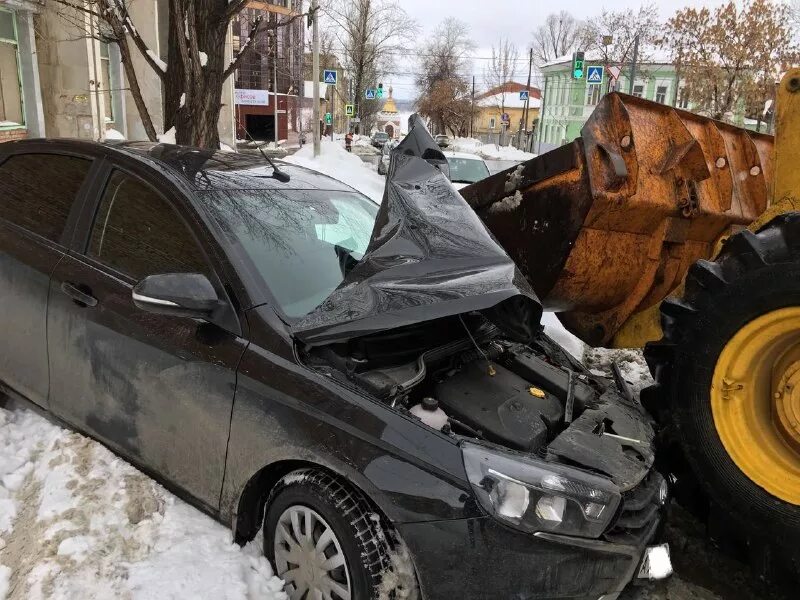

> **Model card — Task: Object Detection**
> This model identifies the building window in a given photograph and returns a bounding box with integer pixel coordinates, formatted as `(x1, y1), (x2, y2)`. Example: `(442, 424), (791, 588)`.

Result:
(99, 42), (114, 123)
(489, 116), (496, 129)
(0, 8), (24, 127)
(632, 84), (644, 98)
(586, 85), (601, 106)
(678, 86), (690, 109)
(655, 85), (668, 104)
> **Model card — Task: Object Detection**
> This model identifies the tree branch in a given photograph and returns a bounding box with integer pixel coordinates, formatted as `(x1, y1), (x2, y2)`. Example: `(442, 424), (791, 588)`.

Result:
(223, 11), (305, 80)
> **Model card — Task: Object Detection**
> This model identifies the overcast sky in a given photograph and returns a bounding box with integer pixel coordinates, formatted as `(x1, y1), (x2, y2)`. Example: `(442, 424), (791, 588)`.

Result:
(386, 0), (729, 100)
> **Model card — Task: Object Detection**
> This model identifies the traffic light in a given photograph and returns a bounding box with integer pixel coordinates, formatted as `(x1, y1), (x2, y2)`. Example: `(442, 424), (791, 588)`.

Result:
(572, 51), (585, 79)
(377, 83), (384, 98)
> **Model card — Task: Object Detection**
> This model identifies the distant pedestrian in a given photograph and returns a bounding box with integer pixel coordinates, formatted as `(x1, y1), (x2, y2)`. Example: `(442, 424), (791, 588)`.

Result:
(345, 132), (353, 152)
(299, 131), (307, 147)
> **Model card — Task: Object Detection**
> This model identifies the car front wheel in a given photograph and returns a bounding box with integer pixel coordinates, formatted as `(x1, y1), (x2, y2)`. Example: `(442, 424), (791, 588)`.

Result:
(263, 469), (418, 600)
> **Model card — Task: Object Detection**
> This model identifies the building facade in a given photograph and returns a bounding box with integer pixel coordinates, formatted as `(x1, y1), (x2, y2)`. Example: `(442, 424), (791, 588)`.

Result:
(537, 54), (685, 154)
(0, 0), (236, 145)
(473, 82), (541, 145)
(535, 52), (759, 154)
(0, 0), (44, 142)
(233, 0), (305, 142)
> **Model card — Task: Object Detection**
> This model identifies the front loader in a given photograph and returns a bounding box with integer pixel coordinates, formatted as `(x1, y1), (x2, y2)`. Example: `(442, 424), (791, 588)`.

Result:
(461, 68), (800, 574)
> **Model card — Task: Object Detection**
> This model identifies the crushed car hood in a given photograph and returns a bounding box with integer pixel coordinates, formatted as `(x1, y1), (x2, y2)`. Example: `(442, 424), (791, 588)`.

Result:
(292, 117), (541, 346)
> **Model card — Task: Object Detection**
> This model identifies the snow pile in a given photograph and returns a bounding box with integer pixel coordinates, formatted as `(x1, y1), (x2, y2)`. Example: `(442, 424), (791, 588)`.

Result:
(0, 406), (286, 600)
(540, 313), (586, 361)
(540, 312), (655, 392)
(584, 347), (654, 394)
(157, 127), (177, 145)
(104, 128), (126, 141)
(285, 139), (385, 202)
(450, 137), (536, 162)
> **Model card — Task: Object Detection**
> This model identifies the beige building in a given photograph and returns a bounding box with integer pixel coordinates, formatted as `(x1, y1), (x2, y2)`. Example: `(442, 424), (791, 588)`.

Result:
(0, 0), (235, 144)
(473, 82), (541, 144)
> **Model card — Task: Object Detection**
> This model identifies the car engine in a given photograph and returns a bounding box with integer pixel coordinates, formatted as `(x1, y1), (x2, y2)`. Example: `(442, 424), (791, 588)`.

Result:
(305, 312), (601, 454)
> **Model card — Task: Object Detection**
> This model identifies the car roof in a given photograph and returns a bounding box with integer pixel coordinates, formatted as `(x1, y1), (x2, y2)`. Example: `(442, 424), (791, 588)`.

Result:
(3, 139), (356, 193)
(445, 151), (486, 161)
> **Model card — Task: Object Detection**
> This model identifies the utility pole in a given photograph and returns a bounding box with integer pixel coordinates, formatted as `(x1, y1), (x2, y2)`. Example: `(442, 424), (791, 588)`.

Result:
(470, 76), (475, 138)
(628, 34), (640, 95)
(311, 0), (320, 156)
(521, 47), (533, 148)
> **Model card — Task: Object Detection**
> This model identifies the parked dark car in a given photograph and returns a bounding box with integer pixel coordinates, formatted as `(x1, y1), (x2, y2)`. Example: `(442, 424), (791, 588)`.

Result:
(370, 131), (390, 148)
(0, 132), (669, 600)
(434, 134), (450, 148)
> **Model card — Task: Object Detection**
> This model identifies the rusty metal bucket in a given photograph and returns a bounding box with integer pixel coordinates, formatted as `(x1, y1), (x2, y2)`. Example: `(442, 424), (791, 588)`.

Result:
(460, 92), (773, 347)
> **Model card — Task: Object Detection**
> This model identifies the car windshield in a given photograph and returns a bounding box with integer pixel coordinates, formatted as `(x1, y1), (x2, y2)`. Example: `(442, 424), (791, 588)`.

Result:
(204, 189), (379, 318)
(374, 133), (389, 140)
(447, 157), (490, 184)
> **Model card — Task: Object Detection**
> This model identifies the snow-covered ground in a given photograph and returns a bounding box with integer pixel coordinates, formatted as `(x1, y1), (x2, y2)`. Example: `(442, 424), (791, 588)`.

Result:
(449, 137), (536, 162)
(0, 405), (286, 600)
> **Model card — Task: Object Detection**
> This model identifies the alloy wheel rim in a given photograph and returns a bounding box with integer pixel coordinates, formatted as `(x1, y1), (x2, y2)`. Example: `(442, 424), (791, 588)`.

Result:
(711, 307), (800, 505)
(273, 505), (352, 600)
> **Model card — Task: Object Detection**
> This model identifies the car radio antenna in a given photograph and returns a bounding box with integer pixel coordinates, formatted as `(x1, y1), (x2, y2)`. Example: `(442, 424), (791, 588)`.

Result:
(241, 126), (291, 183)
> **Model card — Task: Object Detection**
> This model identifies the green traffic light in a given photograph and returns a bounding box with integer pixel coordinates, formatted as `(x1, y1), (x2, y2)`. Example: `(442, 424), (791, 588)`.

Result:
(574, 68), (583, 79)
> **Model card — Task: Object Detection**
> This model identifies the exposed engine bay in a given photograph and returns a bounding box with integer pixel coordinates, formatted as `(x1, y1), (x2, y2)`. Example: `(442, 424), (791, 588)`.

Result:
(304, 311), (656, 490)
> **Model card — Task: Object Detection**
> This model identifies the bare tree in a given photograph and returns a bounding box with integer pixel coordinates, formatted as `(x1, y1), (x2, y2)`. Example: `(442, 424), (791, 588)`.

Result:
(53, 0), (304, 148)
(530, 11), (590, 66)
(663, 0), (798, 122)
(322, 0), (417, 133)
(484, 38), (519, 117)
(415, 18), (475, 135)
(582, 4), (661, 65)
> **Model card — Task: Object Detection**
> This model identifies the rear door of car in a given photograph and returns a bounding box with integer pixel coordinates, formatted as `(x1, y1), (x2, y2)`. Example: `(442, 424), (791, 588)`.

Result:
(46, 156), (247, 510)
(0, 148), (97, 408)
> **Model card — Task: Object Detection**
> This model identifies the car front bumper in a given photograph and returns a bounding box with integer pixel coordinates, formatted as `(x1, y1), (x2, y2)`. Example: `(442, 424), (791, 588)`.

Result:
(398, 471), (668, 600)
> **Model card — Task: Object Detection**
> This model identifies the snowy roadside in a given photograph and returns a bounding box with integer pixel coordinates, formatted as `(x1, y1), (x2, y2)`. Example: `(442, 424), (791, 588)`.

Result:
(449, 137), (536, 162)
(0, 405), (286, 600)
(284, 139), (385, 203)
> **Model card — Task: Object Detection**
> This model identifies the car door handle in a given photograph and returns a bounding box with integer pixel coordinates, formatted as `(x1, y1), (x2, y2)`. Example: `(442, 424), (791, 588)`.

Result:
(60, 281), (98, 307)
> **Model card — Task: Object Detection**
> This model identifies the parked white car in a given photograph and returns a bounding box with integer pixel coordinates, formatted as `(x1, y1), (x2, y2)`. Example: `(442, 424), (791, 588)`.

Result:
(446, 152), (491, 190)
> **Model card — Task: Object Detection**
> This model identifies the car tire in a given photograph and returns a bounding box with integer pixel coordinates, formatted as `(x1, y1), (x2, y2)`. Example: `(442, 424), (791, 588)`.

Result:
(263, 469), (418, 600)
(644, 214), (800, 555)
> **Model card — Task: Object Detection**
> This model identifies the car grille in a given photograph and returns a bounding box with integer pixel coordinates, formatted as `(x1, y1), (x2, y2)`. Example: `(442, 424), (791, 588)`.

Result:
(603, 470), (666, 546)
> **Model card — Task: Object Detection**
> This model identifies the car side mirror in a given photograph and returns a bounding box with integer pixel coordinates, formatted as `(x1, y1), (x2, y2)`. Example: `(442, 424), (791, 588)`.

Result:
(132, 273), (222, 319)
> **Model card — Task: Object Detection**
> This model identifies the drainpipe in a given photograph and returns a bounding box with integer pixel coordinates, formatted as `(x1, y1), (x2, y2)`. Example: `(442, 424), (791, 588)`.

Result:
(87, 13), (102, 140)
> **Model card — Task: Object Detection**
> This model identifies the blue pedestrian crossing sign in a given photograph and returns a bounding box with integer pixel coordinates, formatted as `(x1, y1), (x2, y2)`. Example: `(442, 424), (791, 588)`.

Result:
(519, 90), (529, 101)
(586, 66), (604, 84)
(323, 70), (337, 85)
(365, 88), (376, 100)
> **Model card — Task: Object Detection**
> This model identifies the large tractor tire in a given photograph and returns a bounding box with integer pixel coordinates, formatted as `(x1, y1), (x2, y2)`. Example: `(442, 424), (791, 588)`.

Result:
(645, 214), (800, 558)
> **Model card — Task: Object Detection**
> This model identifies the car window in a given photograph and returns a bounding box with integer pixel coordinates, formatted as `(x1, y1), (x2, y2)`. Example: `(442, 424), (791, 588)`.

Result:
(0, 153), (93, 243)
(88, 170), (208, 280)
(202, 189), (378, 318)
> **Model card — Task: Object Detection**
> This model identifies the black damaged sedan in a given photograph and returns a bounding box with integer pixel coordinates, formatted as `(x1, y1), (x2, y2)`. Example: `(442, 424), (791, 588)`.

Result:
(0, 122), (669, 600)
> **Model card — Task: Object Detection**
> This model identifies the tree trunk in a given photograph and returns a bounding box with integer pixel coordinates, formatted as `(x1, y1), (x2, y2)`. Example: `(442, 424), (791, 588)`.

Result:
(116, 29), (158, 140)
(163, 0), (228, 149)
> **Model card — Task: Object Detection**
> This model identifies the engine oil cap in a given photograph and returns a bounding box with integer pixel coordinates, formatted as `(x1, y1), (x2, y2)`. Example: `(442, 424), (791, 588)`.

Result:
(529, 387), (546, 398)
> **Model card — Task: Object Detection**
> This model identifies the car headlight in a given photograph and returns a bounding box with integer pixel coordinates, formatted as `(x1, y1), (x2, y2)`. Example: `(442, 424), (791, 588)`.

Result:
(462, 441), (621, 538)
